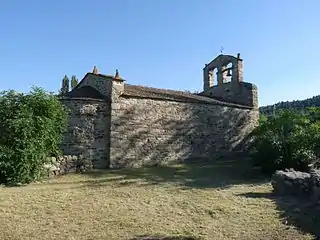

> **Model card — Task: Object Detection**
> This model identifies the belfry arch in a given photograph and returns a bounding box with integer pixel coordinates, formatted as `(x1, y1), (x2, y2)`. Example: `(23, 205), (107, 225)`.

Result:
(203, 53), (243, 91)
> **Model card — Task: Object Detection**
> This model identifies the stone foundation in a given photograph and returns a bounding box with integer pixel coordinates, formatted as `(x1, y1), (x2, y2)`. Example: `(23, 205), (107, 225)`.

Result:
(43, 155), (93, 177)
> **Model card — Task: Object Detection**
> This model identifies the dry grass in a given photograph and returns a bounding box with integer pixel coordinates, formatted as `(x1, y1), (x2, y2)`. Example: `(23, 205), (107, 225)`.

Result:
(0, 160), (316, 240)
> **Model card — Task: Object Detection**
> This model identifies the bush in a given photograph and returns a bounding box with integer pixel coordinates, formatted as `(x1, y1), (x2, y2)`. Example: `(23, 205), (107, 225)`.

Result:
(250, 108), (320, 175)
(0, 87), (68, 185)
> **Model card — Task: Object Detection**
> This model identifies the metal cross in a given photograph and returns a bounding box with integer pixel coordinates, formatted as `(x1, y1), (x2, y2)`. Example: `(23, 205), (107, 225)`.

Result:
(220, 46), (224, 54)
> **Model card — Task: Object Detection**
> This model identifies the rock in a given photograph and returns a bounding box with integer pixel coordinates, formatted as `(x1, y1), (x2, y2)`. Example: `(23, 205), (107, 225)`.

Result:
(43, 155), (91, 177)
(271, 168), (320, 204)
(44, 164), (60, 172)
(271, 170), (311, 197)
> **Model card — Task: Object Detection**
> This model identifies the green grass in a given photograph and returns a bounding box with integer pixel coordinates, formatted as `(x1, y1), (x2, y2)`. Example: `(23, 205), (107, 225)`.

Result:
(0, 160), (316, 240)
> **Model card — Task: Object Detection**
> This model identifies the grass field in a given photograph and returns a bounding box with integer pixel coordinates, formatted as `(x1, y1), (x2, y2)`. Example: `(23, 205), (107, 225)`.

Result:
(0, 160), (317, 240)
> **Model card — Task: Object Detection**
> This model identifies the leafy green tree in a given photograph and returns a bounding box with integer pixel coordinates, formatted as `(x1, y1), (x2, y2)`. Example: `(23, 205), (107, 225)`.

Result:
(0, 87), (68, 185)
(250, 108), (320, 175)
(71, 75), (79, 90)
(60, 75), (70, 94)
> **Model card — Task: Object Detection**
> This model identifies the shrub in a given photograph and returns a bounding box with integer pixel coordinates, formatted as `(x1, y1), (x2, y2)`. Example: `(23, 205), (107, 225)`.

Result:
(0, 87), (68, 185)
(250, 108), (320, 175)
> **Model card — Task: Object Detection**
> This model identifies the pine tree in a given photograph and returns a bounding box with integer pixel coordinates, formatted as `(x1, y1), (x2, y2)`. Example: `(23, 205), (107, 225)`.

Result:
(60, 75), (70, 94)
(71, 75), (78, 90)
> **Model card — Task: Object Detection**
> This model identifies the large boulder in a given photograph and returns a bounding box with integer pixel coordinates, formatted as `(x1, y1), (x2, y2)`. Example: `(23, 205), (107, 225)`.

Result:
(271, 168), (320, 200)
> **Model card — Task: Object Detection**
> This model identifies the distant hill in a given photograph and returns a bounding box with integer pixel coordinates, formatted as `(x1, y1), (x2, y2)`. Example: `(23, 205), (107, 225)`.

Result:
(259, 95), (320, 115)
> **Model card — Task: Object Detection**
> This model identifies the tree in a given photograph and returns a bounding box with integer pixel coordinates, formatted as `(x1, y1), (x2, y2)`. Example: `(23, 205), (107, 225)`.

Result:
(71, 75), (78, 90)
(250, 108), (320, 175)
(60, 75), (70, 94)
(0, 87), (68, 185)
(260, 95), (320, 116)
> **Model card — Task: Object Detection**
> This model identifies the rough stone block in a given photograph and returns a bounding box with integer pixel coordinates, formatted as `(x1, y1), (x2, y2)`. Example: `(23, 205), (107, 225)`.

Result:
(271, 169), (320, 201)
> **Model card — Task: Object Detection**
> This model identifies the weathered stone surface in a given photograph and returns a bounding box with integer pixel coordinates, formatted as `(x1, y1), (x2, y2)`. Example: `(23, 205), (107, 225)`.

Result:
(109, 98), (259, 168)
(44, 155), (93, 176)
(271, 169), (320, 200)
(60, 98), (109, 169)
(77, 73), (113, 97)
(200, 82), (258, 108)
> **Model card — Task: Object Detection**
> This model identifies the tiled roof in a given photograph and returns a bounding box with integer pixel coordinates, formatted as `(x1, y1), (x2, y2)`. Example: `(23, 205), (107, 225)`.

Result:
(122, 84), (252, 108)
(61, 72), (253, 109)
(62, 86), (106, 99)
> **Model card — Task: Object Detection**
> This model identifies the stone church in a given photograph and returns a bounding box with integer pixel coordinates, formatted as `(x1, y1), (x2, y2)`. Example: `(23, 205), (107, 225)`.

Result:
(60, 53), (259, 168)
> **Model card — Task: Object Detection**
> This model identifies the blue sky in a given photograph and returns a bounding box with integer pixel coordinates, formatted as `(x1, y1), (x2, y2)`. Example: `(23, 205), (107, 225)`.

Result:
(0, 0), (319, 106)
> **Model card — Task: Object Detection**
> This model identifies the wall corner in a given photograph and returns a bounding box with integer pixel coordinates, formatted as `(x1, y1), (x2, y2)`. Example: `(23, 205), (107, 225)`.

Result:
(108, 71), (126, 168)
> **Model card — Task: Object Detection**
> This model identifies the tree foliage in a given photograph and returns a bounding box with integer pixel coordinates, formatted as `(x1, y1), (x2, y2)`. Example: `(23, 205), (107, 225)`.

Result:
(71, 75), (78, 90)
(250, 107), (320, 175)
(60, 75), (70, 94)
(260, 95), (320, 116)
(0, 87), (68, 185)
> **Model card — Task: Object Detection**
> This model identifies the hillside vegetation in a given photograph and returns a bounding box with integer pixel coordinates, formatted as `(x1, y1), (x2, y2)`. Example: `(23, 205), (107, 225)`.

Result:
(260, 95), (320, 115)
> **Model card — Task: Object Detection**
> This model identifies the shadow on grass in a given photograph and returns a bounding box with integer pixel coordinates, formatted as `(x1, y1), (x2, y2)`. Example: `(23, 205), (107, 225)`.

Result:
(237, 191), (320, 238)
(129, 235), (200, 240)
(47, 158), (269, 190)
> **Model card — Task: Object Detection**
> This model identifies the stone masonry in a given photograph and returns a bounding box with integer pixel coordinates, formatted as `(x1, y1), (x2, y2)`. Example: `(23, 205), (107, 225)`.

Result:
(59, 98), (109, 168)
(110, 97), (258, 168)
(44, 155), (92, 176)
(60, 53), (260, 169)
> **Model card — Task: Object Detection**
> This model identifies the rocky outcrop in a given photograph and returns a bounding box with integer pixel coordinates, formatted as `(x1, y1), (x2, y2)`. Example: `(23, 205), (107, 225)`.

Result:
(271, 169), (320, 200)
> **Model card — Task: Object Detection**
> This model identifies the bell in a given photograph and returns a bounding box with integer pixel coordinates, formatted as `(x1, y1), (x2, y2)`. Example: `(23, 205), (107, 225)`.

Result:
(226, 68), (232, 77)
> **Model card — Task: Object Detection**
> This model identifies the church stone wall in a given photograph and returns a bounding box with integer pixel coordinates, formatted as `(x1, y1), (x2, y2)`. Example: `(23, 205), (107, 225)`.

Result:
(58, 53), (259, 169)
(76, 73), (112, 97)
(109, 97), (259, 168)
(200, 82), (258, 108)
(60, 97), (110, 169)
